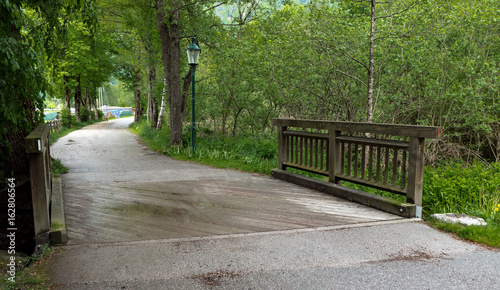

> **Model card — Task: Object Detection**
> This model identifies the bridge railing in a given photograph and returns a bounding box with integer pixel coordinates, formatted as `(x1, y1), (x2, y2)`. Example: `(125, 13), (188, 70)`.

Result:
(48, 119), (62, 133)
(272, 119), (441, 217)
(25, 123), (52, 244)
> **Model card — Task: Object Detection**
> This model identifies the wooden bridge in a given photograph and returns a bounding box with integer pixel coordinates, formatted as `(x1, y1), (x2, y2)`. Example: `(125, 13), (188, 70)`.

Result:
(21, 118), (439, 246)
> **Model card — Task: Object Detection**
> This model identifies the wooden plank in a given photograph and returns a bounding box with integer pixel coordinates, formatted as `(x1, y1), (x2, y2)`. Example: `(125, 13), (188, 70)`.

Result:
(272, 169), (416, 217)
(273, 119), (441, 139)
(283, 162), (329, 176)
(336, 136), (409, 148)
(335, 174), (407, 196)
(283, 130), (329, 140)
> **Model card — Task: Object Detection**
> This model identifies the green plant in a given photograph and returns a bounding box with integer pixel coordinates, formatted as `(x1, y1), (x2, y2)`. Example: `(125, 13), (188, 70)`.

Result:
(422, 162), (500, 217)
(80, 106), (90, 122)
(60, 107), (73, 128)
(0, 244), (55, 289)
(51, 157), (68, 176)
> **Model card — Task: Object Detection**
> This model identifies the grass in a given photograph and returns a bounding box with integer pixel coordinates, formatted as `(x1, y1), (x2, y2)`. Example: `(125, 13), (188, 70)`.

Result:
(129, 119), (278, 175)
(51, 157), (68, 176)
(132, 118), (500, 249)
(0, 244), (59, 289)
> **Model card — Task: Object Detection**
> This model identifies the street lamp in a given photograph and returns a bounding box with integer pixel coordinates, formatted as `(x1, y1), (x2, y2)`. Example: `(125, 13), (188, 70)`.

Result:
(186, 37), (201, 152)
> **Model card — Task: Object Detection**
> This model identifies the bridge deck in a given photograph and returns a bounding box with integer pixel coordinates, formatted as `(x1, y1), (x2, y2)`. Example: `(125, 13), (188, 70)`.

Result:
(52, 118), (401, 245)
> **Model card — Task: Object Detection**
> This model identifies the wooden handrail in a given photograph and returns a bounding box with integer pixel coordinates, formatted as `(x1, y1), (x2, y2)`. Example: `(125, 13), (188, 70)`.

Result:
(273, 118), (441, 218)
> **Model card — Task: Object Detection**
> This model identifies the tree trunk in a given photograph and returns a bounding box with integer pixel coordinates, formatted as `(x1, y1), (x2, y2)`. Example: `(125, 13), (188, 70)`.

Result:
(367, 0), (376, 124)
(75, 74), (82, 123)
(155, 0), (183, 146)
(93, 87), (99, 120)
(64, 75), (70, 109)
(147, 64), (156, 125)
(85, 87), (92, 120)
(151, 101), (159, 129)
(157, 82), (167, 130)
(134, 68), (142, 123)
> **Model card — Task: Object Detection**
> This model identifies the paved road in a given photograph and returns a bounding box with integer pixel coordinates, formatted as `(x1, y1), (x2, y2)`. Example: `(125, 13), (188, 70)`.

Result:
(48, 118), (500, 289)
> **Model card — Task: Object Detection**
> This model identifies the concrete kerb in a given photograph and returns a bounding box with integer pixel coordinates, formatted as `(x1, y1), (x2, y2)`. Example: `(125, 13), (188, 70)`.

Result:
(50, 176), (68, 244)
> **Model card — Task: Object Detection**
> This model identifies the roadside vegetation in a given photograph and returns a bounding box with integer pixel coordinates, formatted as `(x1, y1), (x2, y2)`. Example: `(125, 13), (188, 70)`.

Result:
(0, 245), (57, 289)
(131, 118), (500, 249)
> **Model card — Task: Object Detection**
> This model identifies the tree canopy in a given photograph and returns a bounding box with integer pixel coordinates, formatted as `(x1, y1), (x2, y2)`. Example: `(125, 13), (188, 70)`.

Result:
(2, 0), (500, 182)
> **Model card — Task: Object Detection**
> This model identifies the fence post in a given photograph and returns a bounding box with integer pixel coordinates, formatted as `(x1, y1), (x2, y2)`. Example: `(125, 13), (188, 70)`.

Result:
(328, 129), (342, 184)
(278, 125), (288, 170)
(25, 123), (51, 245)
(407, 136), (425, 216)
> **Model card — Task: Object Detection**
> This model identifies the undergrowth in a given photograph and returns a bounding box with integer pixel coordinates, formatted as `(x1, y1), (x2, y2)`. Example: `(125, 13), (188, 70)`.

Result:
(0, 244), (57, 289)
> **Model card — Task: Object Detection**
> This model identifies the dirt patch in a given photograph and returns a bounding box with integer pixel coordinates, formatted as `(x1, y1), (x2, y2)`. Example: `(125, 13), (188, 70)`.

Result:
(110, 203), (172, 217)
(190, 270), (241, 287)
(366, 249), (446, 265)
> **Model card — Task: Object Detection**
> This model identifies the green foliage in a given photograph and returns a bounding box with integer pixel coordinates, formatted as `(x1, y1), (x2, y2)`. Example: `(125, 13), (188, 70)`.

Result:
(80, 106), (90, 122)
(60, 107), (74, 128)
(423, 162), (500, 217)
(50, 158), (68, 176)
(130, 119), (278, 174)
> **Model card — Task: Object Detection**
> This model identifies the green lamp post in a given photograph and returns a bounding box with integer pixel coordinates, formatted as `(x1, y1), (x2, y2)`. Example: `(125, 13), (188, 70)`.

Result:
(186, 37), (201, 152)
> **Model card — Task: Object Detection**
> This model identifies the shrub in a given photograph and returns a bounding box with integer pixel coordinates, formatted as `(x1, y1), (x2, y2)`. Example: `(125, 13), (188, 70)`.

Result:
(80, 107), (90, 122)
(60, 108), (73, 128)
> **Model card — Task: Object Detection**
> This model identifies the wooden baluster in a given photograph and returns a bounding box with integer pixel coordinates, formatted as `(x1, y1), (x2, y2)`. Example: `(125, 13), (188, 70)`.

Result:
(299, 136), (303, 166)
(384, 147), (390, 184)
(295, 136), (300, 164)
(354, 143), (359, 178)
(368, 145), (373, 181)
(361, 144), (366, 180)
(401, 149), (407, 189)
(392, 148), (398, 185)
(347, 142), (352, 177)
(278, 126), (287, 170)
(376, 146), (381, 182)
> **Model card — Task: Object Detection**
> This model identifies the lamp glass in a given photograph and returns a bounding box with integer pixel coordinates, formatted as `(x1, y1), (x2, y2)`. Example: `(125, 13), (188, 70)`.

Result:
(186, 37), (201, 65)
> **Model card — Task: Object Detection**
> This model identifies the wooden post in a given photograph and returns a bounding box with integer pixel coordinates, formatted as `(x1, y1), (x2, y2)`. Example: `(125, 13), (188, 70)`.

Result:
(329, 130), (342, 184)
(26, 124), (51, 245)
(407, 137), (425, 207)
(278, 125), (288, 170)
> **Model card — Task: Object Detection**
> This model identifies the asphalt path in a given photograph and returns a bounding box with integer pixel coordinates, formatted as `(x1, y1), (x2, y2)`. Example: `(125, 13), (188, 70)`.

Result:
(48, 118), (500, 289)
